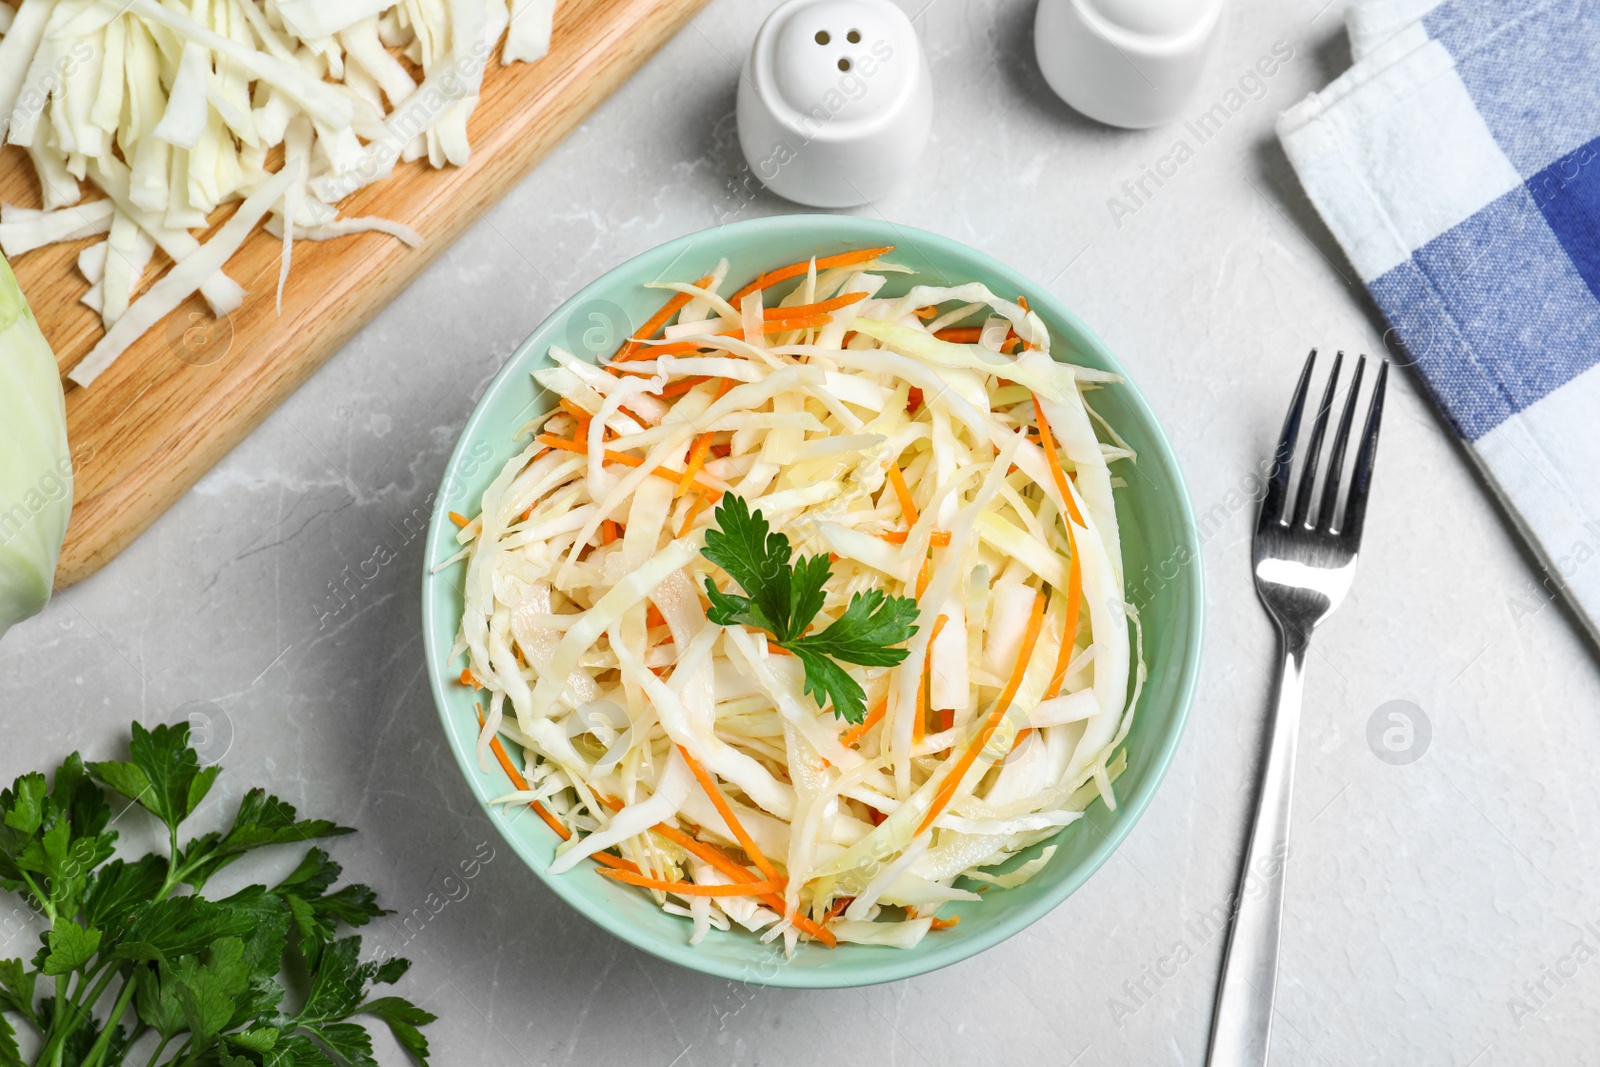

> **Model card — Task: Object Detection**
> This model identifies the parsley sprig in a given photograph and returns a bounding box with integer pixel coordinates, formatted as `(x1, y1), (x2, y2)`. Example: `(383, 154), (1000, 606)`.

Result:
(700, 496), (920, 724)
(0, 722), (434, 1067)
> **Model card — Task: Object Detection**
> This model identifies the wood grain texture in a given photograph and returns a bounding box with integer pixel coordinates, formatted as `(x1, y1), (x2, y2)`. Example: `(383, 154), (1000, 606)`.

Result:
(0, 0), (709, 589)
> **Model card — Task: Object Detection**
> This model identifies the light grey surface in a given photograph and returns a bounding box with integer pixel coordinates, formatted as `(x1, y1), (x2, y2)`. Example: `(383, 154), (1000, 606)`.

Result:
(5, 0), (1600, 1064)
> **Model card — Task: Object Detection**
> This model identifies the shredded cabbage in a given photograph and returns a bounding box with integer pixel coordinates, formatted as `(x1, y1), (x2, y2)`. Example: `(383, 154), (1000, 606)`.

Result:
(0, 0), (559, 384)
(447, 250), (1142, 951)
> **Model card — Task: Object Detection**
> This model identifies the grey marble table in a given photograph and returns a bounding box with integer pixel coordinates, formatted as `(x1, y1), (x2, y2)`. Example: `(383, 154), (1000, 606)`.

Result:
(5, 0), (1599, 1063)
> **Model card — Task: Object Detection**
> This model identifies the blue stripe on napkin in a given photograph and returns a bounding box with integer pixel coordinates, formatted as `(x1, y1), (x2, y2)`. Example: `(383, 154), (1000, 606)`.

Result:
(1369, 180), (1600, 441)
(1427, 1), (1600, 175)
(1531, 136), (1600, 303)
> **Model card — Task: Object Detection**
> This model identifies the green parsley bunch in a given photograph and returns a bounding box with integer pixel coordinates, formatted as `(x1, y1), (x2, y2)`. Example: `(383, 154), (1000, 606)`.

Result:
(0, 722), (434, 1067)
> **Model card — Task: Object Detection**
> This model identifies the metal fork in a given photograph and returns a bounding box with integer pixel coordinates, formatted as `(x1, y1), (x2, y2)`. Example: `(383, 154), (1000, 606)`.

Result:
(1205, 350), (1389, 1066)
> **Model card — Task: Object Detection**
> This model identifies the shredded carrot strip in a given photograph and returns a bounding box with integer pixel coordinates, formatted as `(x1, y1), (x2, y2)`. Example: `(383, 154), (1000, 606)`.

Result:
(678, 379), (736, 497)
(677, 493), (710, 538)
(648, 823), (836, 946)
(916, 558), (932, 599)
(1016, 296), (1036, 351)
(614, 338), (720, 361)
(613, 315), (830, 362)
(840, 696), (889, 748)
(913, 614), (949, 746)
(651, 823), (757, 882)
(601, 519), (619, 545)
(878, 529), (952, 547)
(781, 907), (838, 946)
(939, 708), (954, 734)
(478, 710), (572, 841)
(1033, 397), (1085, 701)
(914, 305), (938, 320)
(596, 794), (783, 912)
(764, 292), (865, 319)
(459, 668), (479, 688)
(917, 591), (1048, 835)
(617, 405), (652, 428)
(661, 374), (712, 397)
(885, 464), (918, 526)
(535, 434), (718, 500)
(678, 745), (783, 883)
(645, 604), (666, 630)
(614, 273), (714, 360)
(597, 793), (784, 898)
(449, 511), (470, 528)
(728, 246), (895, 305)
(824, 897), (854, 923)
(838, 697), (889, 748)
(678, 435), (716, 497)
(930, 915), (961, 931)
(1032, 398), (1084, 526)
(906, 386), (923, 413)
(761, 314), (831, 333)
(596, 868), (783, 897)
(935, 325), (1020, 349)
(654, 831), (768, 897)
(558, 397), (590, 422)
(576, 799), (675, 876)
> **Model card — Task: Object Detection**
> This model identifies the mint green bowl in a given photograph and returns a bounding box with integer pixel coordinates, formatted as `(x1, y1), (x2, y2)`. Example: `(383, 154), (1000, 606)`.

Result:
(422, 215), (1203, 987)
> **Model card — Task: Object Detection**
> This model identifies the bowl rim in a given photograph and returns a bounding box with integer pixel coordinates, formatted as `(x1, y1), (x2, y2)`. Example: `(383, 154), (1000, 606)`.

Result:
(421, 213), (1204, 988)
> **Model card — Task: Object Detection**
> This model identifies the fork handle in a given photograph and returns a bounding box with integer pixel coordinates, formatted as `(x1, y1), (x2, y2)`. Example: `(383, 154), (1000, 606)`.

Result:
(1205, 629), (1306, 1067)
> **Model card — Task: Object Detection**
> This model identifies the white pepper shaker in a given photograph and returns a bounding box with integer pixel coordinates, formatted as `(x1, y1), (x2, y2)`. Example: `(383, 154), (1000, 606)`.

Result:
(737, 0), (933, 208)
(1034, 0), (1225, 129)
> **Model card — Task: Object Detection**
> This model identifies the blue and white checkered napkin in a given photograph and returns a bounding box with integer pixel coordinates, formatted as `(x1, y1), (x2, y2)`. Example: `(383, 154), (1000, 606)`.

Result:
(1278, 0), (1600, 640)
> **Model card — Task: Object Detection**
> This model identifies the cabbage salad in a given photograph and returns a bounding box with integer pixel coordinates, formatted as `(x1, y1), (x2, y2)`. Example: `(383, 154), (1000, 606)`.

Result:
(0, 0), (556, 387)
(446, 246), (1145, 952)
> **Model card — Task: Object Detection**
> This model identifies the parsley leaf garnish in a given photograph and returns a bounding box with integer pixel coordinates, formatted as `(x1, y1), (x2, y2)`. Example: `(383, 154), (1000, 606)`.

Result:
(0, 723), (435, 1067)
(701, 496), (919, 723)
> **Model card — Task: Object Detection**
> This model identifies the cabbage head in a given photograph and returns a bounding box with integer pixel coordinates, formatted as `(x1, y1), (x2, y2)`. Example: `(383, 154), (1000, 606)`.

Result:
(0, 253), (71, 638)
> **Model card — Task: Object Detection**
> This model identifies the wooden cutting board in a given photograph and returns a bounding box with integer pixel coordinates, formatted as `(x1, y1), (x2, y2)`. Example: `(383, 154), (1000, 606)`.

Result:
(1, 0), (710, 589)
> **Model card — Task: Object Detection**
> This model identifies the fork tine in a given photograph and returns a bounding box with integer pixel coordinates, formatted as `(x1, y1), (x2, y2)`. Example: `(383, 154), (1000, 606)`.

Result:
(1259, 350), (1317, 528)
(1316, 356), (1366, 532)
(1291, 351), (1343, 528)
(1338, 359), (1389, 543)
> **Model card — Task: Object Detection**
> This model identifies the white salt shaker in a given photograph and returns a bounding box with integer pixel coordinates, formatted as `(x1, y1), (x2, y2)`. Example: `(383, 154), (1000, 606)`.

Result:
(1034, 0), (1225, 128)
(737, 0), (933, 208)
